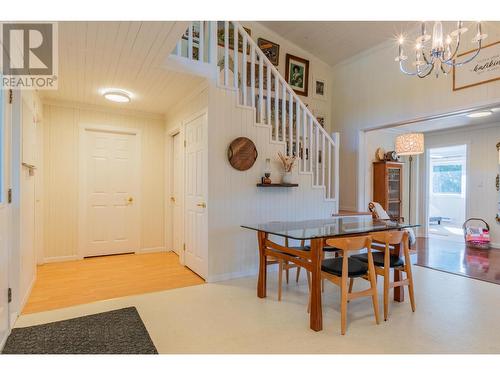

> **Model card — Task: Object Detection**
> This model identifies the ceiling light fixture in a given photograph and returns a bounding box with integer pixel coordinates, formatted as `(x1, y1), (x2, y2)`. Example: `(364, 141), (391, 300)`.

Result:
(101, 89), (132, 103)
(466, 111), (493, 118)
(396, 21), (487, 78)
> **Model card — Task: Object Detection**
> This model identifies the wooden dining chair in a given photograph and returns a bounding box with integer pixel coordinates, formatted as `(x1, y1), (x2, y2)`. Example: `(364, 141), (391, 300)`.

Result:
(351, 231), (415, 321)
(310, 235), (379, 335)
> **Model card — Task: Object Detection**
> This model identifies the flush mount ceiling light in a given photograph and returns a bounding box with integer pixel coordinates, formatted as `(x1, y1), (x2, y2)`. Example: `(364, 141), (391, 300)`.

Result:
(466, 110), (493, 118)
(101, 89), (131, 103)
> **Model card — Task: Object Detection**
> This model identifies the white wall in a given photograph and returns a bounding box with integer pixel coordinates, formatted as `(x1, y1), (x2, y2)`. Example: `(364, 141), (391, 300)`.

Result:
(42, 101), (166, 261)
(331, 24), (500, 211)
(421, 123), (500, 246)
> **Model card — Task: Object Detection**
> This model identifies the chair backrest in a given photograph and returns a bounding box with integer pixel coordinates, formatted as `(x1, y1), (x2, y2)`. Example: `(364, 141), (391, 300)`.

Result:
(370, 230), (408, 246)
(325, 236), (372, 254)
(368, 202), (390, 220)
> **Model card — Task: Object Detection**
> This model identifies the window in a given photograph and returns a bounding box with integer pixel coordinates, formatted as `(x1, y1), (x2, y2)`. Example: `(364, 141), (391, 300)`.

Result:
(432, 164), (462, 194)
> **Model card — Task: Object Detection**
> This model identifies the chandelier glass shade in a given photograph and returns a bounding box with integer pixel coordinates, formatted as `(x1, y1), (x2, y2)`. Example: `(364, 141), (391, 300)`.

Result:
(396, 21), (487, 78)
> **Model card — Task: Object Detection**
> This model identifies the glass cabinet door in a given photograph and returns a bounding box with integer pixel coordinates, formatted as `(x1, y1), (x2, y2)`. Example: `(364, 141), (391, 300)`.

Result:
(388, 168), (401, 201)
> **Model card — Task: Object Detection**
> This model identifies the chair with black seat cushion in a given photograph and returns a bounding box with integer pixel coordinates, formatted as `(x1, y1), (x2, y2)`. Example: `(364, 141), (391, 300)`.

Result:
(351, 231), (415, 321)
(310, 235), (379, 335)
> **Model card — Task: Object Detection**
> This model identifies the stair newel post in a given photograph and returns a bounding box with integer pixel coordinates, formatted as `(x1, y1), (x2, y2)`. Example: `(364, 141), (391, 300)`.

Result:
(188, 23), (194, 60)
(233, 23), (238, 90)
(224, 21), (229, 86)
(288, 92), (293, 156)
(258, 55), (264, 124)
(242, 35), (247, 106)
(250, 44), (256, 109)
(208, 21), (217, 67)
(274, 73), (279, 141)
(266, 61), (271, 125)
(199, 21), (204, 62)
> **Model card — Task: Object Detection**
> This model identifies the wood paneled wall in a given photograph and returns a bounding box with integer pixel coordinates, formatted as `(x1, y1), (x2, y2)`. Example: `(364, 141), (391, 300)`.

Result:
(42, 102), (166, 261)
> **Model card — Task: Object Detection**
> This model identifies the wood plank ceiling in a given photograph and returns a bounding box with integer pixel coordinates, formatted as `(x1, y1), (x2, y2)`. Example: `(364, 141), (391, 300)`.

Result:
(40, 21), (204, 115)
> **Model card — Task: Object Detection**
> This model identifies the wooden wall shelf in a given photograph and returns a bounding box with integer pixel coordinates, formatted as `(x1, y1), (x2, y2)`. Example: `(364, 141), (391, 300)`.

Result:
(257, 183), (299, 188)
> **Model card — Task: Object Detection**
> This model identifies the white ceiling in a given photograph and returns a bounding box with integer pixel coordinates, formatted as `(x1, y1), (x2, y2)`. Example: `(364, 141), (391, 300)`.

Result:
(260, 21), (417, 65)
(40, 21), (204, 115)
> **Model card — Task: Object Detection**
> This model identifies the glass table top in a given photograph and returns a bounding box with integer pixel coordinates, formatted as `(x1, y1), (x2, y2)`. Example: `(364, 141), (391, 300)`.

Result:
(241, 216), (419, 240)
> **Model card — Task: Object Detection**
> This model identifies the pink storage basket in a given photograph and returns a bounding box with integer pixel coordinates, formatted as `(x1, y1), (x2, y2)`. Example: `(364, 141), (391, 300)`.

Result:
(463, 218), (491, 250)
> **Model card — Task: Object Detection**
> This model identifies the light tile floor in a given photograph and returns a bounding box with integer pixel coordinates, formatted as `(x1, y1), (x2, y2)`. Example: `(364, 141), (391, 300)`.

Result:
(15, 266), (500, 354)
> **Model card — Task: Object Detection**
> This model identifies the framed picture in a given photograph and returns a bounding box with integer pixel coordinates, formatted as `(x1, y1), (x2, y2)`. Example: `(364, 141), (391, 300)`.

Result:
(285, 54), (309, 96)
(453, 40), (500, 91)
(315, 113), (326, 128)
(246, 63), (276, 91)
(257, 38), (280, 66)
(313, 76), (327, 100)
(217, 22), (251, 54)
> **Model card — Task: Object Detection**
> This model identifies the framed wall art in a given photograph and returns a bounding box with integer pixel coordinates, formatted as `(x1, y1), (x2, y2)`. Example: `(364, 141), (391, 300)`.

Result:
(285, 53), (309, 96)
(257, 38), (280, 66)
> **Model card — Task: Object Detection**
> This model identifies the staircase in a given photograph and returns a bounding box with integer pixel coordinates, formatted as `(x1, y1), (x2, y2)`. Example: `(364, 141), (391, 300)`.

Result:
(169, 21), (339, 204)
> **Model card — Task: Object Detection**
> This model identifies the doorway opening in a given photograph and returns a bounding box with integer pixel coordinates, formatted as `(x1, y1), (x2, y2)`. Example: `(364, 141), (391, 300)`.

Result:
(427, 144), (467, 243)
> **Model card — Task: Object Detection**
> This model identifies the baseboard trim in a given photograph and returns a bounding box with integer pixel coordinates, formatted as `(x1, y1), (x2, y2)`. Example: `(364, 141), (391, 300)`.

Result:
(207, 268), (258, 283)
(43, 255), (81, 263)
(136, 247), (168, 254)
(17, 274), (36, 321)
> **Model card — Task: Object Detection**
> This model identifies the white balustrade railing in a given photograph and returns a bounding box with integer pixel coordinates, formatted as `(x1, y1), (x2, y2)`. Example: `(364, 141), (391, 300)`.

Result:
(172, 21), (339, 202)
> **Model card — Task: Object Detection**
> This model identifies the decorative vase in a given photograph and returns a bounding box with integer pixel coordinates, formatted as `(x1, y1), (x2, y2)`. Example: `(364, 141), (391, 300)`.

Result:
(282, 171), (293, 184)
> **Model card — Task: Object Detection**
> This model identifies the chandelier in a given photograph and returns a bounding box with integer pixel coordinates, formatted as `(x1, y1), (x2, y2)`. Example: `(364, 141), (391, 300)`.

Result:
(396, 21), (488, 78)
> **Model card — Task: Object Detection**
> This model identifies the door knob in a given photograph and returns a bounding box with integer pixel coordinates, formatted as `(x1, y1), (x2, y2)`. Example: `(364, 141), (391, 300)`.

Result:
(170, 196), (176, 203)
(197, 202), (206, 208)
(127, 197), (134, 204)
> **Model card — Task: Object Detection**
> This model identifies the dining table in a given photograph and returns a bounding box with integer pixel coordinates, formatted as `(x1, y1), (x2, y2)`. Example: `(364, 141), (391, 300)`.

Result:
(242, 216), (419, 332)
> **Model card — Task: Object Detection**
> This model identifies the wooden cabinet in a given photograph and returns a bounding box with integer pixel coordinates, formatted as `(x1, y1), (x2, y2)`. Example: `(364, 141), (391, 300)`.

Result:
(373, 161), (403, 220)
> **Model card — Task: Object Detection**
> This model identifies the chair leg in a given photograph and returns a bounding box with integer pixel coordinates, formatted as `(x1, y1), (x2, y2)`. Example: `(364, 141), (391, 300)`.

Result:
(405, 263), (416, 313)
(286, 263), (289, 284)
(368, 268), (380, 325)
(306, 271), (312, 314)
(296, 267), (301, 283)
(341, 279), (348, 335)
(383, 267), (390, 321)
(348, 278), (354, 293)
(278, 261), (283, 301)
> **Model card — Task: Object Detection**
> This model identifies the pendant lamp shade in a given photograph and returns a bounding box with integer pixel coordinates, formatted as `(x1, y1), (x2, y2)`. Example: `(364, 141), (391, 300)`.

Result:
(395, 133), (424, 156)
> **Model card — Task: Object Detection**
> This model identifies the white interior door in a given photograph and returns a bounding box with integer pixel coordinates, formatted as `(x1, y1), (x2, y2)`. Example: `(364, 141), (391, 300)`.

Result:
(184, 113), (208, 279)
(171, 132), (183, 256)
(81, 128), (140, 257)
(0, 87), (10, 349)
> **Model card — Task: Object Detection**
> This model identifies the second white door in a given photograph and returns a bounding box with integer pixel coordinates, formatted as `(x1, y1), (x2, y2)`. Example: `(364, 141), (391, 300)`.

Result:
(184, 113), (208, 279)
(81, 128), (140, 257)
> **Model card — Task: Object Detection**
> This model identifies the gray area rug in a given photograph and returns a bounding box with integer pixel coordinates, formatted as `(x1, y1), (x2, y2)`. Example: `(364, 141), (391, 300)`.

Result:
(2, 307), (158, 354)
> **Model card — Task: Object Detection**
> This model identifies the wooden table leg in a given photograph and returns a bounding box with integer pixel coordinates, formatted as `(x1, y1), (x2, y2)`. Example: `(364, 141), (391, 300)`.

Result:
(309, 238), (323, 331)
(257, 231), (267, 298)
(393, 242), (404, 302)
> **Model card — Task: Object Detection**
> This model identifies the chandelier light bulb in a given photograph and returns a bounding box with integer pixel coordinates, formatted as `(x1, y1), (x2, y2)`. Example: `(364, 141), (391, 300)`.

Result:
(431, 21), (444, 50)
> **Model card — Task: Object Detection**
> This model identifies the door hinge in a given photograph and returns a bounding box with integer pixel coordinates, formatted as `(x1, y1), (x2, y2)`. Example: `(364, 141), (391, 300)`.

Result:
(8, 288), (12, 303)
(8, 89), (13, 104)
(7, 188), (12, 204)
(183, 243), (186, 251)
(184, 140), (187, 148)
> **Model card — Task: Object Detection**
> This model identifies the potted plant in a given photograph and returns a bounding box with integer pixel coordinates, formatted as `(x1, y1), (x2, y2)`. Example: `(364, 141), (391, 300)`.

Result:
(277, 151), (297, 184)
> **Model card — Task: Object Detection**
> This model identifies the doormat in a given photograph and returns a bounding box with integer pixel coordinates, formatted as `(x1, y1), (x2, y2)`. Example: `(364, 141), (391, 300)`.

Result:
(2, 306), (158, 354)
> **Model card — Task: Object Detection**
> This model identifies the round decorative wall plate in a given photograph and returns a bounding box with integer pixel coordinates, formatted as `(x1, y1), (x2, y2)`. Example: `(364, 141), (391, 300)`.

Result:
(227, 137), (258, 171)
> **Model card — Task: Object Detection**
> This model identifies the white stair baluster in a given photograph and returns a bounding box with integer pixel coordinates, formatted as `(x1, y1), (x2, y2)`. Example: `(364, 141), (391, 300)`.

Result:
(266, 62), (271, 125)
(288, 92), (293, 156)
(274, 74), (279, 141)
(296, 100), (300, 158)
(175, 40), (181, 56)
(308, 115), (313, 173)
(315, 124), (319, 186)
(258, 56), (264, 123)
(233, 24), (238, 90)
(224, 21), (229, 86)
(281, 83), (286, 145)
(199, 21), (204, 62)
(328, 142), (332, 199)
(321, 131), (325, 187)
(302, 105), (307, 172)
(188, 23), (193, 60)
(242, 35), (247, 106)
(250, 44), (255, 109)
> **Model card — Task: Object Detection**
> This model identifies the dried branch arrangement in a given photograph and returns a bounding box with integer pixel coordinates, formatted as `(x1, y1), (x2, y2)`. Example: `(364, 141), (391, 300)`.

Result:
(277, 151), (297, 173)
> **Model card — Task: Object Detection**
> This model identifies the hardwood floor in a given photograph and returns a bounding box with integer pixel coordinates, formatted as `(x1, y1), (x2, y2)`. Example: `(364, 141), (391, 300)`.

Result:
(23, 252), (205, 314)
(413, 237), (500, 285)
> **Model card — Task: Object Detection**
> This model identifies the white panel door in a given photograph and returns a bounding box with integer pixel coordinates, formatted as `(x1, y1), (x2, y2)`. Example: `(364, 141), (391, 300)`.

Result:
(82, 129), (140, 257)
(172, 133), (183, 256)
(184, 113), (208, 279)
(0, 87), (10, 349)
